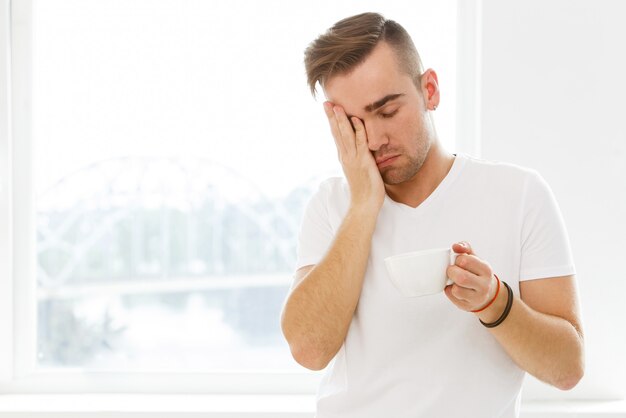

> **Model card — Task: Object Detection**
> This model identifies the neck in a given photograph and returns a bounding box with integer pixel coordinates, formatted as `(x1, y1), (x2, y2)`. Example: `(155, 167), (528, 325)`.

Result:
(384, 141), (455, 208)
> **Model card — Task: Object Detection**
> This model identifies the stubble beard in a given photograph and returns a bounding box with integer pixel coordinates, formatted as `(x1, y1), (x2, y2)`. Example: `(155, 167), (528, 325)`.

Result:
(379, 137), (431, 185)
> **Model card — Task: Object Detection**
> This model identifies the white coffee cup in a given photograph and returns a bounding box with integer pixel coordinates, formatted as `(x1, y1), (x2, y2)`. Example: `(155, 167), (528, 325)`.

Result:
(384, 247), (458, 297)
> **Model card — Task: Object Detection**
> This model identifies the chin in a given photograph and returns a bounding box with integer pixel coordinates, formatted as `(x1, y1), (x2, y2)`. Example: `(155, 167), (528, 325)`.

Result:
(382, 170), (411, 185)
(382, 163), (422, 185)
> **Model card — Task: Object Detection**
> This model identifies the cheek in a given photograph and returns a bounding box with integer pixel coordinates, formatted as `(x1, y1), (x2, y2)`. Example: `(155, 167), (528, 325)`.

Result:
(388, 113), (421, 141)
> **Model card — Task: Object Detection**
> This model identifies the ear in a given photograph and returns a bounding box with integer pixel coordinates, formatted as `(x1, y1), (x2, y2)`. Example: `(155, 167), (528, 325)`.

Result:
(420, 68), (440, 111)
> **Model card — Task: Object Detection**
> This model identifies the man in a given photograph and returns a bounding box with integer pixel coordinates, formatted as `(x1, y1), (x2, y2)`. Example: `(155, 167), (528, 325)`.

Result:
(280, 12), (584, 418)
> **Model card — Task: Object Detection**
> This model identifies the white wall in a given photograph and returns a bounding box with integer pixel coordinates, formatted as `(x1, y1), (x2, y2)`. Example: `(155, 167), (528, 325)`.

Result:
(480, 0), (626, 399)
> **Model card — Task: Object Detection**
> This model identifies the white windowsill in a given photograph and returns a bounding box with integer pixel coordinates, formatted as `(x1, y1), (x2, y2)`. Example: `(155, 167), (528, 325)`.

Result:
(0, 395), (625, 418)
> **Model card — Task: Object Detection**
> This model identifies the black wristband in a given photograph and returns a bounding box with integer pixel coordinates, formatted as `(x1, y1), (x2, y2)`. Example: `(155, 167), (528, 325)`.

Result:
(479, 281), (513, 328)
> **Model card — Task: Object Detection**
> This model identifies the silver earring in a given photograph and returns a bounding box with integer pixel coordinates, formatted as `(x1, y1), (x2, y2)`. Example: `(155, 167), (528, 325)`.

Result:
(433, 105), (437, 111)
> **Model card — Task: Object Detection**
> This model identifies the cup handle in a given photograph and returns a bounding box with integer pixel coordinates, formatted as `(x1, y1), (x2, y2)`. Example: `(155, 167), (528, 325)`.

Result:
(446, 250), (458, 286)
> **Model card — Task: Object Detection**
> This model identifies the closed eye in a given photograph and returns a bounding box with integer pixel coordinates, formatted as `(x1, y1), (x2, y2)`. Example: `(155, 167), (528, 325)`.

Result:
(380, 109), (399, 119)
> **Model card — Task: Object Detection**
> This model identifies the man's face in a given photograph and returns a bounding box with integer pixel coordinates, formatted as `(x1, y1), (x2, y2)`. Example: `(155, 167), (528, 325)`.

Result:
(323, 42), (436, 185)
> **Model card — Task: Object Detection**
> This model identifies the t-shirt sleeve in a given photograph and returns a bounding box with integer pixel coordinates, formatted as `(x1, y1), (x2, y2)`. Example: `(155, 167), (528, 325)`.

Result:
(519, 171), (576, 281)
(295, 180), (336, 272)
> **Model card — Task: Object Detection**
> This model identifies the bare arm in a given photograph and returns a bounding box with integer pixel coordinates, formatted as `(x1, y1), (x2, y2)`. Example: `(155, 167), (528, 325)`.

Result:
(479, 275), (584, 390)
(281, 103), (384, 371)
(445, 243), (584, 390)
(281, 206), (378, 370)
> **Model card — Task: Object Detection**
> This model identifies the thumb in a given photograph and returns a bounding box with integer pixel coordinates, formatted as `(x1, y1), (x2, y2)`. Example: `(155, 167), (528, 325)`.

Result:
(452, 241), (473, 255)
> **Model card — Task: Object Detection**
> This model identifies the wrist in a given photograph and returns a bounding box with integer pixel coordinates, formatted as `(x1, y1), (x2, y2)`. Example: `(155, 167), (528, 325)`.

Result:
(471, 275), (501, 313)
(348, 201), (382, 217)
(475, 280), (510, 323)
(344, 204), (380, 230)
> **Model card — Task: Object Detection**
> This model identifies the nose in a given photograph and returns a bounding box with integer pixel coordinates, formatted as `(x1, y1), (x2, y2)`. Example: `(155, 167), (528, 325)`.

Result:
(365, 120), (389, 152)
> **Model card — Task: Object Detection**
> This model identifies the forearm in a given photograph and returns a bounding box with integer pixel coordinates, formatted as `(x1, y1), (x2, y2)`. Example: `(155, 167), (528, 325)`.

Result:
(281, 205), (378, 370)
(476, 290), (585, 390)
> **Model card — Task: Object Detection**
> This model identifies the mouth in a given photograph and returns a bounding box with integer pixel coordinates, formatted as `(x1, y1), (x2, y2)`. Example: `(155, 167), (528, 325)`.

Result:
(376, 155), (400, 168)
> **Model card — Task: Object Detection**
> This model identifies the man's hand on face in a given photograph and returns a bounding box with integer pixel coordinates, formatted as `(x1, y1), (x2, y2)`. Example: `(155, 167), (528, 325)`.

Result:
(324, 102), (385, 212)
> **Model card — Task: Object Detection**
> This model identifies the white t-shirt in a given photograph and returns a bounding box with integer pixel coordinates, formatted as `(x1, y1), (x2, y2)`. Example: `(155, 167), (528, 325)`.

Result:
(295, 154), (576, 418)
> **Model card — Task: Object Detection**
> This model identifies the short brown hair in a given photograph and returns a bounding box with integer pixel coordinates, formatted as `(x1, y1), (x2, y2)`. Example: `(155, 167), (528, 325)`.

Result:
(304, 12), (424, 96)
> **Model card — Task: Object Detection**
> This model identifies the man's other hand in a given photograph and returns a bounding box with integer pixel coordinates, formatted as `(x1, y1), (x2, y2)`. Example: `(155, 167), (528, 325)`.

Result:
(445, 241), (500, 313)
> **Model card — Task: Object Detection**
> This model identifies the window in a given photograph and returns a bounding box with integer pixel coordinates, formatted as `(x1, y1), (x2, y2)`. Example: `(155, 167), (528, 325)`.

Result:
(2, 0), (458, 392)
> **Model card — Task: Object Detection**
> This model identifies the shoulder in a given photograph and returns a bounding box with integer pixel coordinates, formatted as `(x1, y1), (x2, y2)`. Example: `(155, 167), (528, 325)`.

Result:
(302, 177), (350, 218)
(300, 177), (350, 233)
(312, 176), (350, 202)
(460, 154), (538, 178)
(458, 154), (545, 192)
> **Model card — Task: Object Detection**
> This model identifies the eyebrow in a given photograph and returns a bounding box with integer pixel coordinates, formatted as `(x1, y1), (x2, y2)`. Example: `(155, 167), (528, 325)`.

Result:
(364, 93), (405, 112)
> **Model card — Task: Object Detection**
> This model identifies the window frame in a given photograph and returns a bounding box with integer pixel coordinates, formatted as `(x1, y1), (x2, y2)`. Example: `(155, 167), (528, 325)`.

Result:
(0, 0), (478, 395)
(0, 0), (14, 386)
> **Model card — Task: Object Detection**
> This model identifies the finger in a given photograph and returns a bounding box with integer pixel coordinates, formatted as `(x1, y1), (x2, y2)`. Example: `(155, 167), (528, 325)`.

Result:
(447, 265), (481, 291)
(447, 283), (474, 302)
(351, 116), (367, 150)
(444, 286), (471, 311)
(444, 285), (459, 303)
(323, 102), (346, 156)
(323, 102), (342, 143)
(333, 106), (357, 153)
(455, 254), (492, 278)
(452, 241), (473, 255)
